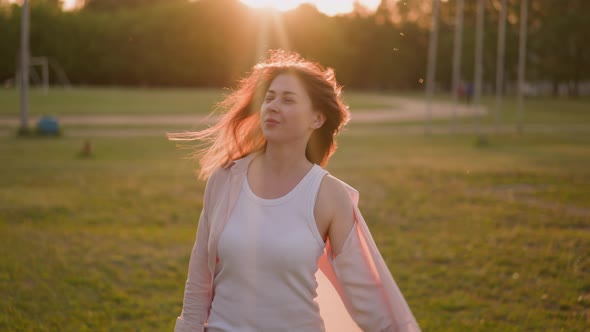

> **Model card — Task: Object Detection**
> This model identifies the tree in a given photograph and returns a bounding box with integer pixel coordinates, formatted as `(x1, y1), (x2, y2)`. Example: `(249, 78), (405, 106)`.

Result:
(83, 0), (184, 11)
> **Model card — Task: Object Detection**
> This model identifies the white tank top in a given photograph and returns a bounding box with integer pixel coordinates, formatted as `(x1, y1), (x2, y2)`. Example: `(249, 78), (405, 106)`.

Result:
(206, 164), (328, 332)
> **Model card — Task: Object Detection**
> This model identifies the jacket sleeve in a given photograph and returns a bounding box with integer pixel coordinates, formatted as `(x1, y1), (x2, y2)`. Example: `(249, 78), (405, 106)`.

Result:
(319, 200), (421, 331)
(174, 176), (216, 332)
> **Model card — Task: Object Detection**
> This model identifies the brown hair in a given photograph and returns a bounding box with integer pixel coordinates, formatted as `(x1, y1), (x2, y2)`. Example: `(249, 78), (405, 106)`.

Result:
(168, 50), (350, 179)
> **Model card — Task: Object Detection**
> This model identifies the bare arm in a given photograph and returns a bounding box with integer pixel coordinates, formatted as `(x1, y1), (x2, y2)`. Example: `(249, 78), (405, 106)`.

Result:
(315, 175), (355, 256)
(316, 175), (422, 331)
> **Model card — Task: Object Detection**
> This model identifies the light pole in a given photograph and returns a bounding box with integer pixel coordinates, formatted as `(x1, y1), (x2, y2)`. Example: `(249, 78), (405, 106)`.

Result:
(19, 0), (30, 134)
(517, 0), (528, 134)
(495, 0), (507, 133)
(425, 0), (439, 135)
(451, 0), (464, 133)
(473, 0), (484, 138)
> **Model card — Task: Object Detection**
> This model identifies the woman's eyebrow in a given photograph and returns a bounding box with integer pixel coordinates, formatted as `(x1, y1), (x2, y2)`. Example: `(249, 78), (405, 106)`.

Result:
(266, 89), (298, 96)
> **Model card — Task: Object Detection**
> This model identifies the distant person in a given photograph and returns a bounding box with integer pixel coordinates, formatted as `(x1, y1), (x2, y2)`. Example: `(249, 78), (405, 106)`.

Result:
(465, 82), (474, 103)
(457, 81), (466, 101)
(169, 50), (421, 332)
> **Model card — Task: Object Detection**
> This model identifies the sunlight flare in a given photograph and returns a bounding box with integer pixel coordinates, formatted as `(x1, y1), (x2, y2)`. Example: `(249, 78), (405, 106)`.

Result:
(240, 0), (382, 16)
(255, 10), (291, 61)
(62, 0), (78, 11)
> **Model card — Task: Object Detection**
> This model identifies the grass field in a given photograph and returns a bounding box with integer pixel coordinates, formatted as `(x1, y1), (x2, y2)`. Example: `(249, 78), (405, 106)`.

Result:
(0, 88), (589, 331)
(0, 88), (396, 117)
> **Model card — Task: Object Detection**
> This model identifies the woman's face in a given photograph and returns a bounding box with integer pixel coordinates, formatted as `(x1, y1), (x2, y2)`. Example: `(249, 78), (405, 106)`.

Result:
(260, 73), (324, 144)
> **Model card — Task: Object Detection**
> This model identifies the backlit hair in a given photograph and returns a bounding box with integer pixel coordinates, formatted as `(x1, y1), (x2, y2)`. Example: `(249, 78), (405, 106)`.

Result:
(168, 50), (350, 179)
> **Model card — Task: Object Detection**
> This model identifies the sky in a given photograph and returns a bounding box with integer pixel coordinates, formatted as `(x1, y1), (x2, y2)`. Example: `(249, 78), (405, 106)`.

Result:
(240, 0), (383, 16)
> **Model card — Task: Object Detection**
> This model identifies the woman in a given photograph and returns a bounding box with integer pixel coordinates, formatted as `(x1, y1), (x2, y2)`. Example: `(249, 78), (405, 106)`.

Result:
(169, 50), (420, 332)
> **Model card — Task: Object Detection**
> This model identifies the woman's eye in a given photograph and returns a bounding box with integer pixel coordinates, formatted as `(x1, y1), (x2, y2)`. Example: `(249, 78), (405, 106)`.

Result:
(264, 96), (274, 102)
(283, 98), (295, 104)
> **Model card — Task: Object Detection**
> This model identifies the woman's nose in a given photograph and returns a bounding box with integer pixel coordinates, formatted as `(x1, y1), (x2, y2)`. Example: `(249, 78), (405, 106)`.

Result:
(266, 99), (279, 112)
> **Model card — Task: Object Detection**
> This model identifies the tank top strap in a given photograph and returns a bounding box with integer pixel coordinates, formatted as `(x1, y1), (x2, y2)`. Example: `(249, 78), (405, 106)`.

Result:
(303, 165), (329, 247)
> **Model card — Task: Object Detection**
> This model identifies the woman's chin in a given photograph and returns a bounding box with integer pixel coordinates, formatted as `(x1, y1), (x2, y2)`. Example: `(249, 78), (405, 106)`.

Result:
(262, 135), (282, 143)
(262, 130), (281, 141)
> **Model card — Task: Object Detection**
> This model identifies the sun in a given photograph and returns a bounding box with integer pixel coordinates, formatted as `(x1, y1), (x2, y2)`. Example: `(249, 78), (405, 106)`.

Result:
(240, 0), (382, 16)
(62, 0), (79, 11)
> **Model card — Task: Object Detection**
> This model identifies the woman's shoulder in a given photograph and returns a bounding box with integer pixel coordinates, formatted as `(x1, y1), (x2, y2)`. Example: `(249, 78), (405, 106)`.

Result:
(319, 174), (348, 194)
(318, 172), (360, 204)
(317, 173), (359, 208)
(206, 153), (255, 182)
(204, 153), (256, 195)
(203, 163), (233, 200)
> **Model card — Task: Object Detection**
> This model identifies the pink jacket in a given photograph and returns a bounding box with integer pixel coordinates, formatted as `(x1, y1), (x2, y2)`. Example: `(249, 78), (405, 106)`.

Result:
(174, 154), (421, 332)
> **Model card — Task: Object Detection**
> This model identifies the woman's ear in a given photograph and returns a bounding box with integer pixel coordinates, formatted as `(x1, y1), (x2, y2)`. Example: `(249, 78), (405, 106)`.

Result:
(312, 111), (326, 129)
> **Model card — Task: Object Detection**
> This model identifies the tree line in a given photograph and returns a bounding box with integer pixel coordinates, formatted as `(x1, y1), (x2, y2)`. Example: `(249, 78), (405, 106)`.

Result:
(0, 0), (588, 96)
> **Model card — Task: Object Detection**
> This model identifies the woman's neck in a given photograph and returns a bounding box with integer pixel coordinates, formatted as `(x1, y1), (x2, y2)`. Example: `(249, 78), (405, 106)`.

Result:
(260, 143), (312, 176)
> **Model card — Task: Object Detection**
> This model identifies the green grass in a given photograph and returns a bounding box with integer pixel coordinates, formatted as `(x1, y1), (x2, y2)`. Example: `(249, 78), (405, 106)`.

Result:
(449, 95), (590, 127)
(393, 91), (590, 126)
(342, 91), (399, 111)
(0, 91), (589, 331)
(332, 132), (590, 331)
(0, 88), (396, 118)
(0, 87), (225, 116)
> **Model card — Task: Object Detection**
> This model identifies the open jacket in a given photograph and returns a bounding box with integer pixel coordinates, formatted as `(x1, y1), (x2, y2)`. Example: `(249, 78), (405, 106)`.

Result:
(174, 154), (421, 332)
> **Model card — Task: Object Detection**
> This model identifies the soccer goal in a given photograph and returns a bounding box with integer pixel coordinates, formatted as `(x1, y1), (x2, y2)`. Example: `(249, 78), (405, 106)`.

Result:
(14, 56), (72, 93)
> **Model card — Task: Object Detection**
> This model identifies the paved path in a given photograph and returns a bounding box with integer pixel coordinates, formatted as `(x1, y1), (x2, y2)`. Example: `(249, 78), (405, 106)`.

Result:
(351, 97), (486, 122)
